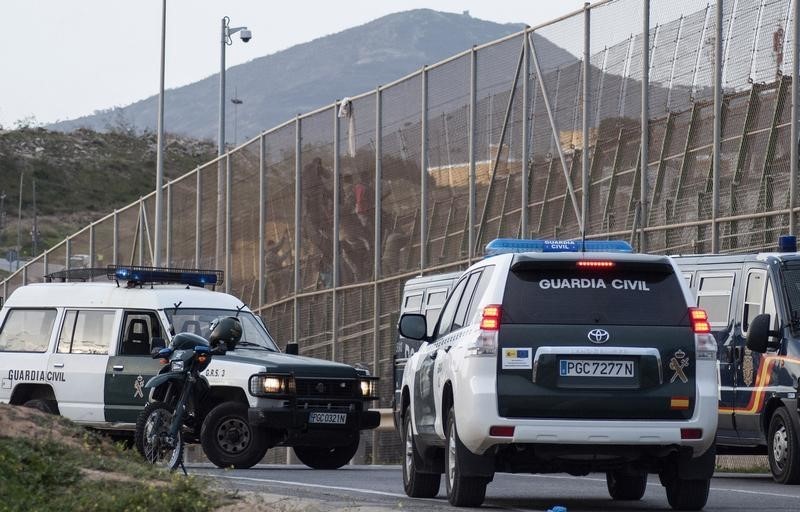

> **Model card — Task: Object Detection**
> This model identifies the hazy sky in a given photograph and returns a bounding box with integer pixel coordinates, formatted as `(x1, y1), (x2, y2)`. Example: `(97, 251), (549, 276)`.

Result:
(0, 1), (595, 128)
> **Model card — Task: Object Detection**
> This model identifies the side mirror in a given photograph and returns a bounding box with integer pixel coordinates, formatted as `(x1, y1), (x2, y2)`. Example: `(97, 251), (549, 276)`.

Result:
(150, 337), (166, 356)
(285, 341), (299, 355)
(398, 313), (428, 341)
(746, 313), (780, 353)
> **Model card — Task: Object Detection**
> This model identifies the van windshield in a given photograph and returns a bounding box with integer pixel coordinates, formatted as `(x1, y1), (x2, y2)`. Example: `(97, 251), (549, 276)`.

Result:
(781, 268), (800, 327)
(503, 263), (689, 326)
(165, 308), (278, 351)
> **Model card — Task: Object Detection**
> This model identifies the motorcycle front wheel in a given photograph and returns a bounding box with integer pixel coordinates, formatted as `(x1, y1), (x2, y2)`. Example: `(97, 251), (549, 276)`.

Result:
(135, 401), (183, 470)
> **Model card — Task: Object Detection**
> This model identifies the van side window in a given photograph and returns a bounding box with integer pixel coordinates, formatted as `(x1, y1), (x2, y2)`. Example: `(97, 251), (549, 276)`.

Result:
(120, 311), (163, 356)
(424, 290), (448, 336)
(453, 272), (481, 331)
(742, 270), (767, 334)
(58, 310), (115, 355)
(436, 279), (469, 338)
(403, 294), (423, 312)
(0, 309), (57, 352)
(696, 273), (734, 327)
(466, 266), (495, 322)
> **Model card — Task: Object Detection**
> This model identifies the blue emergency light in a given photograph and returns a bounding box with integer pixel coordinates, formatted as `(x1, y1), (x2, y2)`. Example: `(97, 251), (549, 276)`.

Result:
(107, 265), (223, 288)
(484, 238), (633, 257)
(779, 235), (797, 253)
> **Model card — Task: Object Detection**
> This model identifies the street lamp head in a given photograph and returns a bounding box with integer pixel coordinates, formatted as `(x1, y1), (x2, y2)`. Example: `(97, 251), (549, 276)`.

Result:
(240, 29), (252, 43)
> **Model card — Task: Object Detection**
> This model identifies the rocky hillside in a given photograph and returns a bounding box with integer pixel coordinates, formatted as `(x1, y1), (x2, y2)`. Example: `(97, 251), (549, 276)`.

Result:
(0, 127), (216, 264)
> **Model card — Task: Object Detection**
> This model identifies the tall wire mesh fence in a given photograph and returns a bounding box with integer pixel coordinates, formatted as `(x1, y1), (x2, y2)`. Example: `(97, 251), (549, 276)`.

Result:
(3, 0), (800, 464)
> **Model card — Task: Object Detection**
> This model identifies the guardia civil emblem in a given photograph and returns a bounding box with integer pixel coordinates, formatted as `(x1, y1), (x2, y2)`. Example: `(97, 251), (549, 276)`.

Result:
(133, 375), (145, 398)
(669, 349), (690, 384)
(742, 347), (754, 387)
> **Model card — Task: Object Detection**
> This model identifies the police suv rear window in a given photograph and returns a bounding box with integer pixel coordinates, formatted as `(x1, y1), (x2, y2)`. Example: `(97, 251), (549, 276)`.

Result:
(502, 262), (688, 326)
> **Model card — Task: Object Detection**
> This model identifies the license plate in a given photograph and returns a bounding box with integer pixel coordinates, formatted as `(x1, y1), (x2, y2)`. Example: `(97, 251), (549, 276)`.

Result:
(309, 412), (347, 424)
(559, 359), (634, 377)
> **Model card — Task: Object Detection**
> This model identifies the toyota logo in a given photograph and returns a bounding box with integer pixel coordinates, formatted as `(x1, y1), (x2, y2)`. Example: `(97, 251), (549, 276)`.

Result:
(587, 328), (610, 344)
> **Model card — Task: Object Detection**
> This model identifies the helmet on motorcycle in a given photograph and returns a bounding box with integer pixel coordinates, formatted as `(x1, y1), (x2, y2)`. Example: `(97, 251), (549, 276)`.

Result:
(208, 316), (243, 351)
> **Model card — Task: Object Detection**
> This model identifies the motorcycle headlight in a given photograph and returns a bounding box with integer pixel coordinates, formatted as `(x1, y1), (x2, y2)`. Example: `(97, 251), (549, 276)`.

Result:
(249, 374), (295, 397)
(359, 377), (379, 400)
(171, 360), (184, 372)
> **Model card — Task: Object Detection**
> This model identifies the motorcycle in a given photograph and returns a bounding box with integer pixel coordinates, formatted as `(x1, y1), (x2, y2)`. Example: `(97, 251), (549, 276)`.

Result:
(134, 317), (241, 470)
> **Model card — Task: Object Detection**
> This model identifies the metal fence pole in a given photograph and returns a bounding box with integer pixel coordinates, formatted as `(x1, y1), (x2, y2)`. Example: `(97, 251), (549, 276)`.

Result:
(641, 0), (650, 252)
(43, 250), (48, 277)
(89, 224), (95, 269)
(113, 210), (118, 266)
(373, 86), (383, 465)
(66, 238), (72, 271)
(166, 180), (172, 266)
(582, 6), (591, 236)
(420, 66), (429, 269)
(195, 167), (201, 268)
(22, 263), (27, 286)
(469, 47), (477, 262)
(225, 155), (232, 293)
(521, 30), (530, 238)
(712, 0), (722, 252)
(332, 104), (340, 361)
(293, 116), (301, 346)
(258, 135), (266, 308)
(791, 0), (799, 235)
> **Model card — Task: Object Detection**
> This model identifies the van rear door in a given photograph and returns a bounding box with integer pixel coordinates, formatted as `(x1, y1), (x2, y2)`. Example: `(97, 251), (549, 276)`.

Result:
(497, 258), (696, 421)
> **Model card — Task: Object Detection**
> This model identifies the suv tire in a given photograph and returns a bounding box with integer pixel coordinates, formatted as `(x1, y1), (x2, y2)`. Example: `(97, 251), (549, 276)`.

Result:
(606, 470), (647, 500)
(293, 438), (359, 469)
(23, 399), (59, 415)
(201, 401), (268, 469)
(445, 407), (487, 507)
(768, 407), (800, 484)
(403, 411), (441, 497)
(665, 477), (710, 511)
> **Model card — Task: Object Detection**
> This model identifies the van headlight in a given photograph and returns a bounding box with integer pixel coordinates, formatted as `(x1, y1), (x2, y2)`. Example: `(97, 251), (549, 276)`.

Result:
(359, 377), (379, 400)
(249, 374), (295, 397)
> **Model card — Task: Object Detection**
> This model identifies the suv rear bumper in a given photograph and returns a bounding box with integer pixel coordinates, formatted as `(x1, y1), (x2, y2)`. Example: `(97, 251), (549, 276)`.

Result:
(454, 358), (718, 457)
(248, 406), (380, 432)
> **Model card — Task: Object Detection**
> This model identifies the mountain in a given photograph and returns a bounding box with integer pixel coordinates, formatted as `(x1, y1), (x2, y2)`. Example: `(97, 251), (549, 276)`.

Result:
(49, 10), (575, 141)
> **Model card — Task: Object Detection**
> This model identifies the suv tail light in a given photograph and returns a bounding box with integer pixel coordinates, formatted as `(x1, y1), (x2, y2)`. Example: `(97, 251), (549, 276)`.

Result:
(690, 308), (717, 361)
(468, 305), (502, 357)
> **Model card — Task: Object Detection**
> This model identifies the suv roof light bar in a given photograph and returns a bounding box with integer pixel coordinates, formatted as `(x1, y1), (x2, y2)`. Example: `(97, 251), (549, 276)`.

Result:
(484, 238), (633, 257)
(45, 267), (110, 283)
(106, 265), (224, 289)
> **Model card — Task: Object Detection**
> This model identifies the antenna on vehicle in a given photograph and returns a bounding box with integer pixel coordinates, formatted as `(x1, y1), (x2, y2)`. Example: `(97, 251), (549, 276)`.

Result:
(173, 301), (182, 316)
(236, 304), (246, 317)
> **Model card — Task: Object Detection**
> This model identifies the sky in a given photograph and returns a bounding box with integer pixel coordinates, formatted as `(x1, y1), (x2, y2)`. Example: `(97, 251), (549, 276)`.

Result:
(0, 0), (593, 128)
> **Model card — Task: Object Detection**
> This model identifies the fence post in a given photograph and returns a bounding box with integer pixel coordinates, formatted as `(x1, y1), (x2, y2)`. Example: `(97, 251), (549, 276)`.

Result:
(66, 238), (72, 271)
(641, 0), (650, 252)
(166, 180), (172, 266)
(420, 67), (428, 269)
(469, 47), (477, 262)
(89, 224), (95, 269)
(113, 210), (118, 266)
(521, 30), (530, 238)
(791, 0), (799, 235)
(582, 6), (591, 237)
(259, 134), (266, 308)
(332, 104), (340, 361)
(293, 116), (301, 346)
(712, 0), (722, 252)
(195, 167), (202, 267)
(225, 155), (232, 293)
(373, 86), (383, 465)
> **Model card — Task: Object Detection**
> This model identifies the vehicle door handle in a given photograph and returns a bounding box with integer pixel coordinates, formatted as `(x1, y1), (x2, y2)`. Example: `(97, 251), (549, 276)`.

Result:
(53, 363), (64, 368)
(113, 365), (124, 371)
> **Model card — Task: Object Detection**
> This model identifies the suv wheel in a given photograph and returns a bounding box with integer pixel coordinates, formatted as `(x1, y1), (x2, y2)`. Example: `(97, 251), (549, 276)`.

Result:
(23, 399), (59, 415)
(444, 407), (487, 507)
(606, 469), (647, 500)
(403, 411), (441, 497)
(201, 401), (268, 469)
(665, 477), (710, 511)
(293, 438), (359, 469)
(768, 407), (800, 484)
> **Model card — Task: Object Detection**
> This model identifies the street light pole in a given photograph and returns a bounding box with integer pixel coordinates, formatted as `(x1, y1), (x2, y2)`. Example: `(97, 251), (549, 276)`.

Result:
(216, 16), (251, 269)
(154, 0), (166, 267)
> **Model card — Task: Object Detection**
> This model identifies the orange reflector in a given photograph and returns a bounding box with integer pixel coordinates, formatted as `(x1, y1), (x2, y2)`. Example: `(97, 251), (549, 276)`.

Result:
(689, 307), (711, 333)
(576, 260), (615, 268)
(197, 355), (207, 364)
(671, 396), (690, 410)
(159, 358), (169, 365)
(489, 426), (515, 437)
(680, 428), (702, 440)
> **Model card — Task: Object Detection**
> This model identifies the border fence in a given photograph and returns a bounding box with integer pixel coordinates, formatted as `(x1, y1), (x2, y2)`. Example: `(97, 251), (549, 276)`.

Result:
(3, 0), (800, 463)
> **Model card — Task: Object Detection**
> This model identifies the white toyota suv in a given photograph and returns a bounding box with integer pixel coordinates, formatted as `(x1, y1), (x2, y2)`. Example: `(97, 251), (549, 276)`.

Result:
(397, 239), (718, 509)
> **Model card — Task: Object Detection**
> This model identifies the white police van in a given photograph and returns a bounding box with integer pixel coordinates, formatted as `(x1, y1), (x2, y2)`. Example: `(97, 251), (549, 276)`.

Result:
(397, 239), (718, 509)
(0, 266), (379, 469)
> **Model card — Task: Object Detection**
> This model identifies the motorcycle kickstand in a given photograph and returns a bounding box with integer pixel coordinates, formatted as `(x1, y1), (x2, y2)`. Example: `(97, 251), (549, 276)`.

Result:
(179, 460), (188, 476)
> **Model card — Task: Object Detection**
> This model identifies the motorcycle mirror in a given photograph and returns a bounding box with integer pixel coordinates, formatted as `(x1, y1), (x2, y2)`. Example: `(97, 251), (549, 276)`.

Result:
(151, 337), (166, 350)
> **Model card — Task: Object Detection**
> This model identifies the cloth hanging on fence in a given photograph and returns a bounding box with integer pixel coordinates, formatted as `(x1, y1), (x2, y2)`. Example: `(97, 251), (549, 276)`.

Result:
(338, 97), (356, 158)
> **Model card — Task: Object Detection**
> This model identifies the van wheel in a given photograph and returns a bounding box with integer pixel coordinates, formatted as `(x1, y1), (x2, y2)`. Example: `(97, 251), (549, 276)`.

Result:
(201, 401), (268, 469)
(665, 477), (710, 510)
(768, 407), (800, 484)
(606, 469), (647, 500)
(23, 399), (59, 415)
(293, 438), (359, 469)
(403, 411), (441, 497)
(445, 407), (487, 507)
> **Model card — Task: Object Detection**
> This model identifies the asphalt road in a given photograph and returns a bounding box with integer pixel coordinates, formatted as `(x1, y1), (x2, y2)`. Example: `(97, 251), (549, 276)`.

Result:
(188, 464), (800, 511)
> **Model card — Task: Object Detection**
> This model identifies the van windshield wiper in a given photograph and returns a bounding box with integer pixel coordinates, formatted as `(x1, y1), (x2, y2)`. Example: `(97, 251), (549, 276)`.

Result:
(236, 340), (275, 351)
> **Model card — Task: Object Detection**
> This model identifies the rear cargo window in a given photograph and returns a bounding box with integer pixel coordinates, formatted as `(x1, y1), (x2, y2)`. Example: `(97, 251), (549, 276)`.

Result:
(0, 309), (57, 352)
(502, 265), (688, 326)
